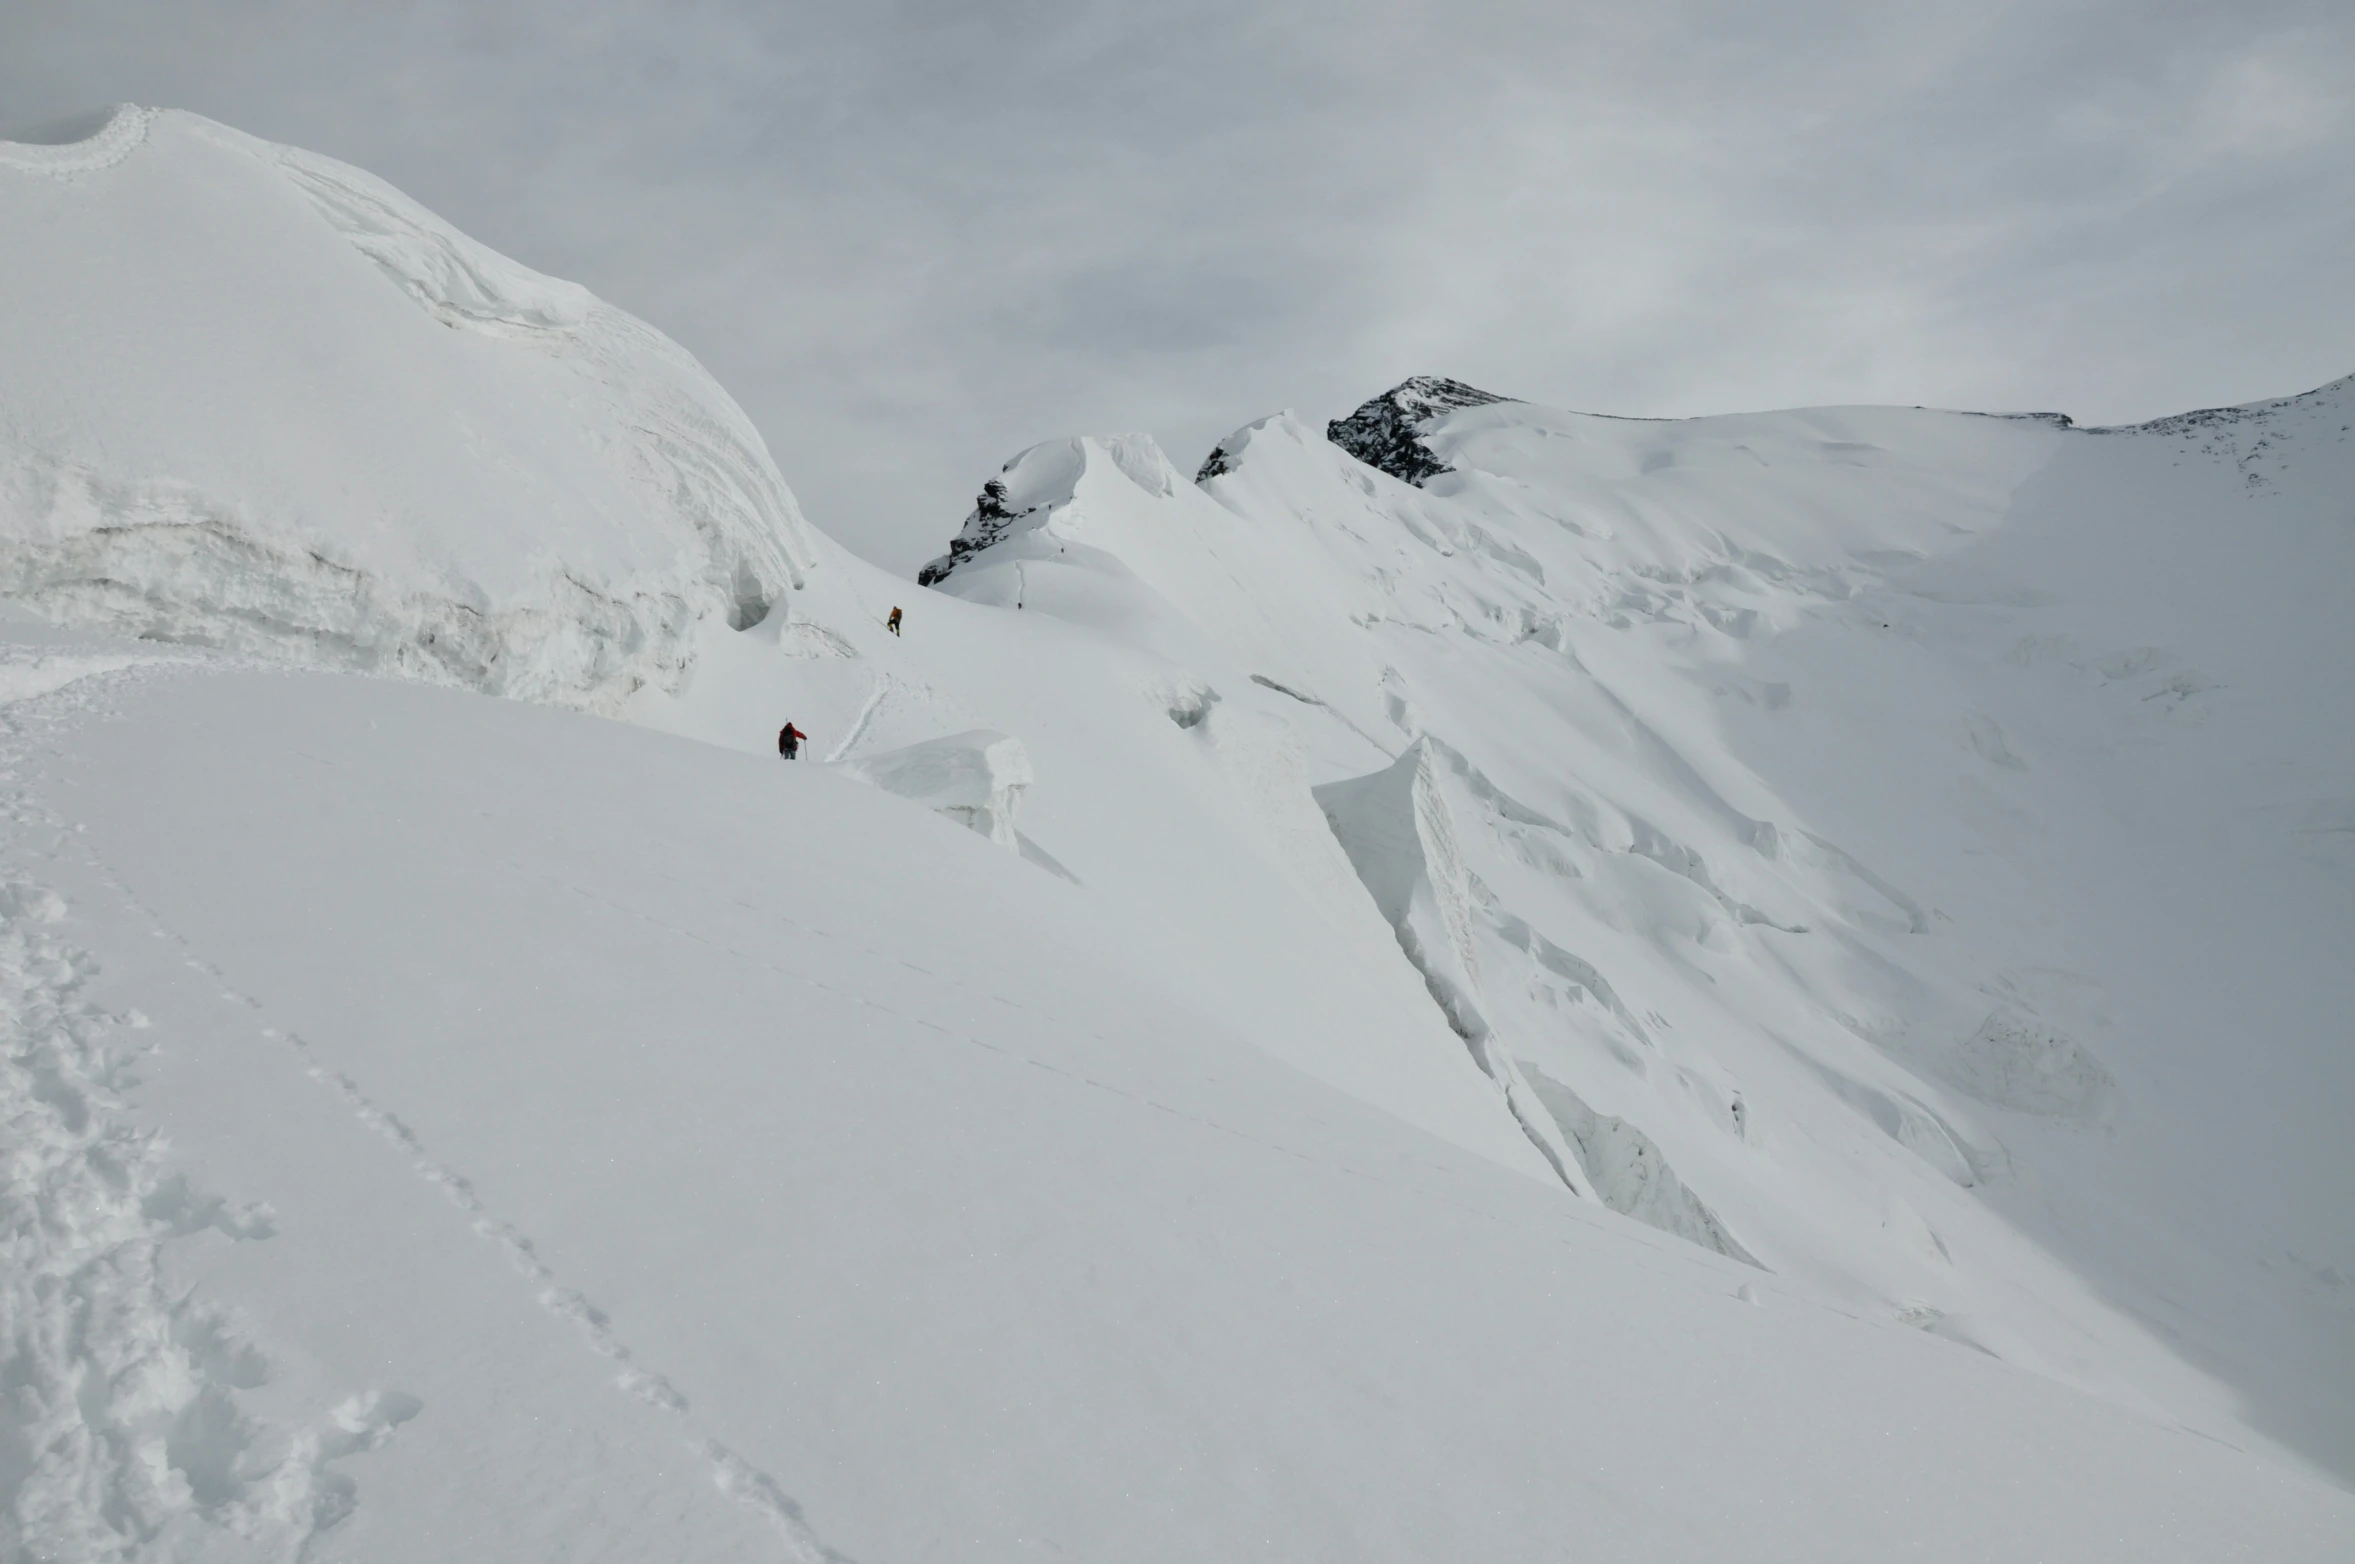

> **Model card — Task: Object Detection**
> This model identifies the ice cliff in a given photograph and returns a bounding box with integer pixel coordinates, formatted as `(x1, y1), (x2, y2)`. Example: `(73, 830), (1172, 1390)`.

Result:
(920, 362), (2355, 1479)
(0, 106), (818, 711)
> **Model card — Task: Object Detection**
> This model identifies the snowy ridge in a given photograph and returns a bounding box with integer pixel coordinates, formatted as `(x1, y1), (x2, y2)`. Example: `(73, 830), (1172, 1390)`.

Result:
(2088, 370), (2355, 492)
(917, 433), (1185, 588)
(2, 107), (2352, 1555)
(920, 368), (2355, 1476)
(0, 109), (818, 711)
(0, 104), (154, 177)
(274, 146), (595, 335)
(11, 651), (2353, 1560)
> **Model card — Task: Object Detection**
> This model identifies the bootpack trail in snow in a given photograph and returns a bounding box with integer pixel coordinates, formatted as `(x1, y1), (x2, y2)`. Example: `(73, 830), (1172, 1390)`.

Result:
(0, 652), (426, 1562)
(1, 655), (849, 1562)
(9, 648), (1715, 1559)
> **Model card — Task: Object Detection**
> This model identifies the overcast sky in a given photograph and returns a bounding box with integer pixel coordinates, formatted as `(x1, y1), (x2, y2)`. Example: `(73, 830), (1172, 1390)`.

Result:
(7, 1), (2352, 570)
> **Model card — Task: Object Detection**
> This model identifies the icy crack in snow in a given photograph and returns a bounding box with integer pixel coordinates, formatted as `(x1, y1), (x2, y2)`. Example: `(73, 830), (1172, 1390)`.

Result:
(0, 460), (713, 712)
(6, 117), (819, 709)
(1314, 742), (1593, 1199)
(1520, 1067), (1760, 1266)
(824, 672), (895, 763)
(1316, 739), (1773, 1262)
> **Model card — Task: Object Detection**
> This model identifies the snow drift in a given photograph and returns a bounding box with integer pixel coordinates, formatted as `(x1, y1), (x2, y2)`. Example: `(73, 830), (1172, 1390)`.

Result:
(834, 729), (1033, 848)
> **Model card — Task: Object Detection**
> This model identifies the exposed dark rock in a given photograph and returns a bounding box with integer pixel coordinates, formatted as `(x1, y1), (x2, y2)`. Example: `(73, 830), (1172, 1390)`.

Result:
(1327, 376), (1512, 486)
(1194, 441), (1236, 484)
(917, 476), (1038, 587)
(1954, 408), (2075, 428)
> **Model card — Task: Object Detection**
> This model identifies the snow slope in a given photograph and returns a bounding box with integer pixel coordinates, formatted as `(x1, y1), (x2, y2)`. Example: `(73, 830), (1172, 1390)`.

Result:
(0, 106), (816, 710)
(5, 637), (2352, 1561)
(914, 376), (2355, 1479)
(3, 107), (2352, 1558)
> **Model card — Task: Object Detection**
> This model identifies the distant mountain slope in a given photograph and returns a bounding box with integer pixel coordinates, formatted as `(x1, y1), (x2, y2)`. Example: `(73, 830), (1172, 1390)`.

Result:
(915, 373), (2355, 1481)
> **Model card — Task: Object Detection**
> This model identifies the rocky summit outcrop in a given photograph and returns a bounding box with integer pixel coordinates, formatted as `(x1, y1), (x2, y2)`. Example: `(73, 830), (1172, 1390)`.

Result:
(916, 475), (1037, 586)
(1324, 375), (1512, 485)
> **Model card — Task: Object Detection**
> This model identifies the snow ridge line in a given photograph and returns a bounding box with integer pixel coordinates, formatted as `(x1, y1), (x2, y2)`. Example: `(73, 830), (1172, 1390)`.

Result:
(260, 1028), (850, 1562)
(0, 105), (154, 177)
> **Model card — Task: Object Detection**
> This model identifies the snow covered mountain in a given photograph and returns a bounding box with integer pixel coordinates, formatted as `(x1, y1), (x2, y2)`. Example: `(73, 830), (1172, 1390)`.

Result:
(4, 107), (2352, 1561)
(915, 369), (2355, 1450)
(1, 106), (816, 710)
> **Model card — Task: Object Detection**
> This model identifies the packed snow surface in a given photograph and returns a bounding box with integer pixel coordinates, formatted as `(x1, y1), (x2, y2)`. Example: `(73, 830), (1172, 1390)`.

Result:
(3, 107), (2352, 1560)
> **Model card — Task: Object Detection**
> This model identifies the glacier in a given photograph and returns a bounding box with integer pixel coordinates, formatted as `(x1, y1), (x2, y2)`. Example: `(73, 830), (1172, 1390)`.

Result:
(0, 106), (816, 713)
(3, 106), (2353, 1561)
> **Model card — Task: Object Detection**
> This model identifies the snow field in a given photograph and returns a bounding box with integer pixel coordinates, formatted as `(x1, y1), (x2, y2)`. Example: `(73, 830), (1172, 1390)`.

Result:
(4, 650), (2350, 1559)
(4, 101), (2353, 1556)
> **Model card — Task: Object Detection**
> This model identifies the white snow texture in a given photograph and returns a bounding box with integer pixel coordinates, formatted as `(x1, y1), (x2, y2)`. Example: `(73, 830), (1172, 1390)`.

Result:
(0, 106), (817, 713)
(3, 107), (2353, 1562)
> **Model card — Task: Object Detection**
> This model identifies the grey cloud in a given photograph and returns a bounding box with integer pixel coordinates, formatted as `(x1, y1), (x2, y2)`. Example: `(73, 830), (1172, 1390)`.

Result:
(4, 0), (2350, 569)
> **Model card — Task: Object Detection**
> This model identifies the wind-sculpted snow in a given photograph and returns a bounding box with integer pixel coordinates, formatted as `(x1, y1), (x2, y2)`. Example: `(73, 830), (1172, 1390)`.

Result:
(922, 367), (2355, 1486)
(0, 460), (700, 704)
(8, 647), (2352, 1560)
(1318, 739), (1760, 1263)
(835, 729), (1034, 848)
(1315, 740), (1591, 1197)
(0, 103), (155, 177)
(0, 108), (817, 711)
(4, 105), (2354, 1551)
